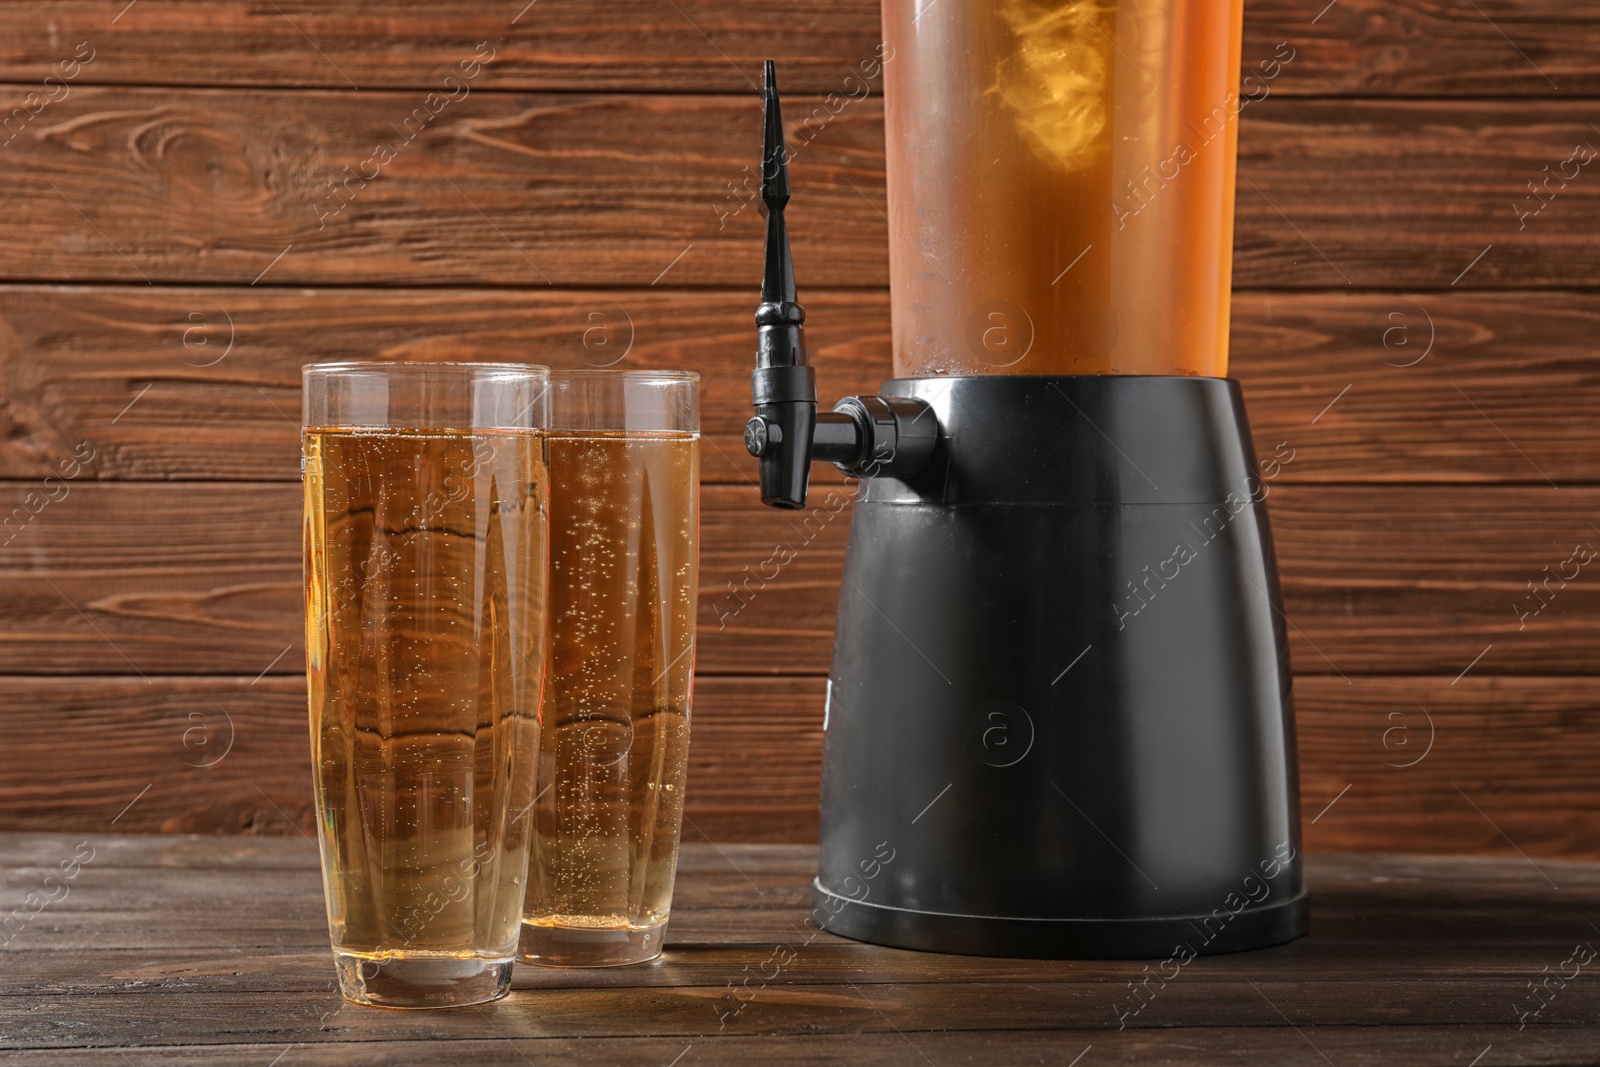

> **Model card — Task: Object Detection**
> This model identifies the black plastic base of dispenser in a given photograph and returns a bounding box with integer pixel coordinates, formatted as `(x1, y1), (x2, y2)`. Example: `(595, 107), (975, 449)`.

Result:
(812, 375), (1307, 959)
(811, 881), (1310, 959)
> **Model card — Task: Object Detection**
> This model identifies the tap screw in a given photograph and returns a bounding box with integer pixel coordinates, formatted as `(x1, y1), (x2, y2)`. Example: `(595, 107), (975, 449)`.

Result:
(745, 416), (783, 457)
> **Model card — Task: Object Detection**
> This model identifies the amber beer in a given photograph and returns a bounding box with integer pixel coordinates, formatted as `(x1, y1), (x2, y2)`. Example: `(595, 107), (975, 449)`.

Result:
(521, 371), (700, 968)
(302, 363), (548, 1008)
(884, 0), (1247, 377)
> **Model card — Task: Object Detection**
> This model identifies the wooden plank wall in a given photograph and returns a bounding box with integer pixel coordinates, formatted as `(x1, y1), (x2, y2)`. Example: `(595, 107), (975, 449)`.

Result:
(0, 1), (1596, 857)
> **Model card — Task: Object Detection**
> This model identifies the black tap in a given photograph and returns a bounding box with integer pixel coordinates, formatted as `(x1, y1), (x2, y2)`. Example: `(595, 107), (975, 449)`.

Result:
(746, 59), (818, 509)
(746, 60), (937, 510)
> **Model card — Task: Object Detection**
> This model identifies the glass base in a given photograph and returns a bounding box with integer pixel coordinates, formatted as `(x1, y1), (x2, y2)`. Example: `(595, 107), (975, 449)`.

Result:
(334, 952), (514, 1008)
(518, 919), (666, 967)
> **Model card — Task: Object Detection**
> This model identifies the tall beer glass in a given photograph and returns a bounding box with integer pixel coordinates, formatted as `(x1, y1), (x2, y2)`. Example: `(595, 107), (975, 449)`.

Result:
(520, 370), (700, 967)
(302, 361), (549, 1008)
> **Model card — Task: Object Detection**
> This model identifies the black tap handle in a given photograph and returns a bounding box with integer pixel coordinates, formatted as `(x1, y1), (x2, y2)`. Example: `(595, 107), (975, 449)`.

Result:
(749, 60), (819, 509)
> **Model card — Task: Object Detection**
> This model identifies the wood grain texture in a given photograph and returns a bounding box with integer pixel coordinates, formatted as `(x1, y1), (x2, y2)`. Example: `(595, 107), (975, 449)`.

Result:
(1232, 101), (1600, 289)
(0, 482), (1592, 677)
(0, 834), (1597, 1062)
(1296, 676), (1600, 859)
(1266, 0), (1600, 97)
(0, 86), (884, 287)
(1231, 290), (1600, 484)
(0, 482), (849, 677)
(3, 675), (1599, 857)
(0, 1), (886, 94)
(0, 1), (1594, 96)
(0, 676), (825, 843)
(0, 286), (889, 483)
(4, 90), (1600, 288)
(4, 981), (1595, 1040)
(3, 835), (1595, 935)
(2, 286), (1598, 485)
(1, 1033), (1592, 1067)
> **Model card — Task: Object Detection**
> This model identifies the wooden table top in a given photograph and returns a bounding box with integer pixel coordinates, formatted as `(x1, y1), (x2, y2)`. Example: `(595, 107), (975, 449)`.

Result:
(1, 833), (1597, 1065)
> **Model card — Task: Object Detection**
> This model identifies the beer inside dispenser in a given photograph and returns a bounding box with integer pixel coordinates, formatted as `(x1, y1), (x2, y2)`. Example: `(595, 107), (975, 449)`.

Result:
(747, 0), (1309, 959)
(885, 0), (1243, 377)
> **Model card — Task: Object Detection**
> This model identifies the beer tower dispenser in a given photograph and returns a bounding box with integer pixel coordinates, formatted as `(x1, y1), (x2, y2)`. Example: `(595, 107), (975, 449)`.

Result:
(746, 0), (1308, 958)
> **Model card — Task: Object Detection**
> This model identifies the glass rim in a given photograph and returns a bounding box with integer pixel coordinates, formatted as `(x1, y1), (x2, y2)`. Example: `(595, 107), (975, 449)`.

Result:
(302, 360), (552, 431)
(544, 367), (698, 433)
(547, 368), (700, 383)
(301, 360), (550, 379)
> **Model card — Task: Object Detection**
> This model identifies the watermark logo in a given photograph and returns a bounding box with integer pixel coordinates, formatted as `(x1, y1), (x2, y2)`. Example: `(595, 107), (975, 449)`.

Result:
(976, 700), (1035, 769)
(712, 44), (894, 230)
(180, 310), (236, 368)
(1515, 540), (1595, 630)
(182, 708), (236, 768)
(966, 300), (1034, 368)
(0, 841), (95, 947)
(1381, 305), (1435, 368)
(1515, 143), (1595, 230)
(1113, 441), (1295, 631)
(0, 42), (95, 148)
(572, 305), (634, 367)
(310, 43), (497, 230)
(1, 441), (97, 550)
(1516, 941), (1596, 1029)
(1112, 42), (1296, 230)
(1380, 707), (1434, 769)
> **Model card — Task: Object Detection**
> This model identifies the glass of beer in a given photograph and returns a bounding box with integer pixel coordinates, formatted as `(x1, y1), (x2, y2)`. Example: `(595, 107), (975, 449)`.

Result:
(520, 370), (700, 967)
(302, 361), (549, 1008)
